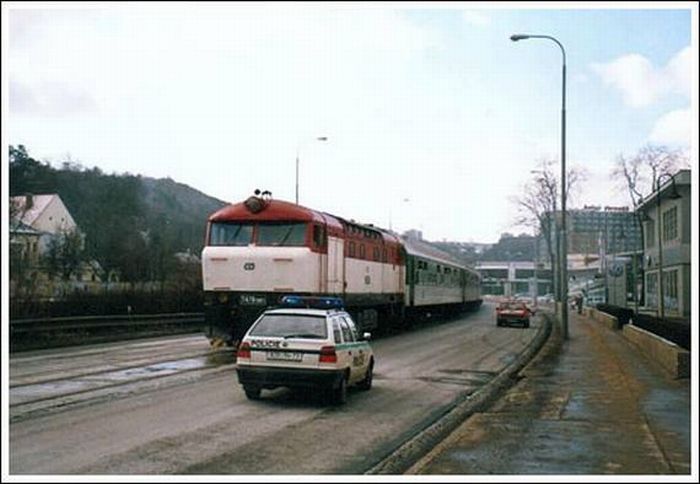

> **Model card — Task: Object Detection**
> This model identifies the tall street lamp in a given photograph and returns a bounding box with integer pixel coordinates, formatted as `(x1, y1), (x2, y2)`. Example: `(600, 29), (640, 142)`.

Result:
(511, 33), (568, 339)
(296, 136), (328, 205)
(654, 172), (681, 320)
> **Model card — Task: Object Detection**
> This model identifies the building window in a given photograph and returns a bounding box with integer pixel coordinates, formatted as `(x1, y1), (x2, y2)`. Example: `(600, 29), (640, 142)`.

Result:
(645, 272), (658, 309)
(662, 206), (678, 242)
(645, 219), (655, 248)
(359, 244), (366, 259)
(663, 269), (679, 311)
(348, 241), (356, 257)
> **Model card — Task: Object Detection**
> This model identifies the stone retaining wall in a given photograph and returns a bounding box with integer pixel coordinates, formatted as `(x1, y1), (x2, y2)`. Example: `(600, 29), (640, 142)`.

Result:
(588, 308), (620, 330)
(622, 324), (690, 379)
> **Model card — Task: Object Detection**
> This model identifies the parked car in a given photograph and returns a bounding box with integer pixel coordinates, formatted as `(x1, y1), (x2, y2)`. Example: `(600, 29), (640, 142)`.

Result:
(235, 296), (374, 405)
(496, 300), (532, 328)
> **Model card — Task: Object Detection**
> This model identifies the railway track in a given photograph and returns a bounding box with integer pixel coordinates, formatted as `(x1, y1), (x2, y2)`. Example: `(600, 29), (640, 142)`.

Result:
(9, 335), (235, 423)
(10, 313), (206, 352)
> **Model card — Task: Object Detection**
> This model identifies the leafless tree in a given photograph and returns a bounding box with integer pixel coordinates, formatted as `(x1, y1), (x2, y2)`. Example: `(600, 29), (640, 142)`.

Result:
(611, 144), (689, 310)
(613, 144), (688, 203)
(512, 158), (586, 299)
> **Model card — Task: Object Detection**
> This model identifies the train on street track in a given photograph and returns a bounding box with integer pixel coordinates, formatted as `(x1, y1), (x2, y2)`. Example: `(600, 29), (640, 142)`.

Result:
(201, 191), (482, 347)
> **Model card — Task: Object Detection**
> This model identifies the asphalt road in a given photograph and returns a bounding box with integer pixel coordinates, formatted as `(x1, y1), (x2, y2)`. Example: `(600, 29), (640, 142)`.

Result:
(9, 302), (541, 475)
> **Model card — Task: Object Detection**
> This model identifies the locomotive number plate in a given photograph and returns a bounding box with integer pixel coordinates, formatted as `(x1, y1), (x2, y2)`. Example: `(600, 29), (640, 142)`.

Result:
(240, 295), (267, 306)
(266, 351), (303, 362)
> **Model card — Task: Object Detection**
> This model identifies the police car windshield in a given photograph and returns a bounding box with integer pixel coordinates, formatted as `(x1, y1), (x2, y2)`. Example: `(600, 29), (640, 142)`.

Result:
(250, 314), (328, 339)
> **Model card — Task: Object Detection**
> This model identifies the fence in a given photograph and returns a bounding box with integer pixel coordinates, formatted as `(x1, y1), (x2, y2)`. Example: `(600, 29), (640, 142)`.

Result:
(10, 313), (205, 352)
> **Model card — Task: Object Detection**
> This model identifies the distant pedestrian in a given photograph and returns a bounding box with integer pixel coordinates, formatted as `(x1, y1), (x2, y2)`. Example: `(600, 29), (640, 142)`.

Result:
(575, 294), (583, 314)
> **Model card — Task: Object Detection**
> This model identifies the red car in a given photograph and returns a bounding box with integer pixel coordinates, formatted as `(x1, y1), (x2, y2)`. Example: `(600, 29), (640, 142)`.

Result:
(496, 301), (531, 328)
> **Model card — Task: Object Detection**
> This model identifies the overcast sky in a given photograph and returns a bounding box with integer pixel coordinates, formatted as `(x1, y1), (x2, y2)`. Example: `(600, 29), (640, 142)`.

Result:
(3, 2), (697, 243)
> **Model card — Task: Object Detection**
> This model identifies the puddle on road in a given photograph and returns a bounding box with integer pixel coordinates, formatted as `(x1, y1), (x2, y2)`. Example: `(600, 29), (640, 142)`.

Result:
(10, 351), (236, 407)
(206, 349), (236, 366)
(418, 369), (497, 388)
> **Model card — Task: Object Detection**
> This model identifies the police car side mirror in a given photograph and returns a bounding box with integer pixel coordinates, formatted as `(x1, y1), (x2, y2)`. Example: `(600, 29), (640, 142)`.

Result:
(362, 332), (372, 341)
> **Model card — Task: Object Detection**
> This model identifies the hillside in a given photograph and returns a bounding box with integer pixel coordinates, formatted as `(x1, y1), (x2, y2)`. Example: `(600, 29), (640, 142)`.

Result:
(9, 145), (227, 282)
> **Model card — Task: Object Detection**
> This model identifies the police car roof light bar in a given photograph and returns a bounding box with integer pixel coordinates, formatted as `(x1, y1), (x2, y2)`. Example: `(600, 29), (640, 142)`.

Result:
(280, 295), (345, 310)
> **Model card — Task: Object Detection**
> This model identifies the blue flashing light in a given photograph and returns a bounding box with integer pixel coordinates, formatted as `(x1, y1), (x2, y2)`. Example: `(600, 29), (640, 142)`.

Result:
(280, 295), (345, 310)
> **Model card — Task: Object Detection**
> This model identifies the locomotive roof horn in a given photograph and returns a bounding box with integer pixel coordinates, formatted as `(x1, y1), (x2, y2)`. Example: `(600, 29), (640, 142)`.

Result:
(244, 189), (272, 214)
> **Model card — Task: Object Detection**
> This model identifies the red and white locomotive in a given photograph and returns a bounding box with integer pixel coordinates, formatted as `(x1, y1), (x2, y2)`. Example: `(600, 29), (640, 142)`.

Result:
(201, 191), (481, 346)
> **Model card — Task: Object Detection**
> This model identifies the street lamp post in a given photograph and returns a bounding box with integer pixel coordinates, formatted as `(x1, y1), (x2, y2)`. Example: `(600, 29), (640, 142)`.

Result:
(532, 233), (539, 310)
(512, 33), (568, 339)
(654, 173), (680, 320)
(296, 136), (328, 205)
(604, 209), (609, 303)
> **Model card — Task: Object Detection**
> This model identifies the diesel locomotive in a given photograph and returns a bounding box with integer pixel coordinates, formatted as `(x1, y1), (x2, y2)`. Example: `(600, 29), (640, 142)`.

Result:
(201, 191), (482, 346)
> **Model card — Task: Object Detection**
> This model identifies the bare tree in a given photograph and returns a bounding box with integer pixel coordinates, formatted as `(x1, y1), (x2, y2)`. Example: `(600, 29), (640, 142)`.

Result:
(614, 144), (688, 198)
(512, 158), (586, 299)
(611, 144), (690, 310)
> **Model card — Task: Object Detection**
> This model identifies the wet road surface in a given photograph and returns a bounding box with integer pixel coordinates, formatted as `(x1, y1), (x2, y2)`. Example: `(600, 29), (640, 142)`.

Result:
(9, 303), (542, 474)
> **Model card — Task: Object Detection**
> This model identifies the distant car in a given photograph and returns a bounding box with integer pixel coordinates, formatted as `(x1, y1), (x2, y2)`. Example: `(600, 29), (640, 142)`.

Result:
(235, 296), (374, 405)
(496, 301), (531, 328)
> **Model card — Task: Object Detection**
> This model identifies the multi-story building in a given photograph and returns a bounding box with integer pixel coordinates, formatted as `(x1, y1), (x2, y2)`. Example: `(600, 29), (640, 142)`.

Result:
(636, 169), (691, 320)
(541, 205), (642, 259)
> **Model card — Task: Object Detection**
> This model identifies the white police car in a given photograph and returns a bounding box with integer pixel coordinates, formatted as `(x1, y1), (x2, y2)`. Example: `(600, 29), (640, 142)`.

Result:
(235, 296), (374, 405)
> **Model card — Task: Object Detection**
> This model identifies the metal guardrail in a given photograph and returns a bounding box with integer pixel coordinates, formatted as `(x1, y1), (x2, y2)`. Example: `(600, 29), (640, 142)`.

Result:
(10, 313), (205, 335)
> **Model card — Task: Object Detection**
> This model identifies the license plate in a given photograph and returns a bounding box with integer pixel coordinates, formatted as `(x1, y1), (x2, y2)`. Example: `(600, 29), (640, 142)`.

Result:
(266, 351), (303, 362)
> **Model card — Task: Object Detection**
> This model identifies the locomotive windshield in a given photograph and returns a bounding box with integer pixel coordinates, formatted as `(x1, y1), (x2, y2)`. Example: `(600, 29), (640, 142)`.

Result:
(208, 221), (307, 246)
(257, 222), (306, 246)
(210, 222), (254, 246)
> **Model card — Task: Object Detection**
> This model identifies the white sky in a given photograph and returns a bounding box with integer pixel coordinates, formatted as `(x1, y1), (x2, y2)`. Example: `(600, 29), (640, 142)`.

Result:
(2, 2), (698, 243)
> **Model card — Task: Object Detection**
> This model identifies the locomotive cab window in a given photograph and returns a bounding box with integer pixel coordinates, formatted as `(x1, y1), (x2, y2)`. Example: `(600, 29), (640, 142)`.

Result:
(209, 222), (254, 246)
(313, 224), (326, 248)
(257, 222), (307, 246)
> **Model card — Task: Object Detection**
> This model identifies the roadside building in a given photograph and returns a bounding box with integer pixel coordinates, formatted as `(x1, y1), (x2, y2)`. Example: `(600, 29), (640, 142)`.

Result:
(541, 206), (642, 260)
(9, 193), (109, 297)
(636, 169), (691, 320)
(477, 261), (553, 298)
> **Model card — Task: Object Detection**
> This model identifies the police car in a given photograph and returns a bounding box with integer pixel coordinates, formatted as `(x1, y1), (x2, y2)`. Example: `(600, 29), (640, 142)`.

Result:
(235, 296), (374, 405)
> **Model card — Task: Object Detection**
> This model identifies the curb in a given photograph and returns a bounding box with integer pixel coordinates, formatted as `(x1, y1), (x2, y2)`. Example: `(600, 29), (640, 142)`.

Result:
(365, 312), (554, 475)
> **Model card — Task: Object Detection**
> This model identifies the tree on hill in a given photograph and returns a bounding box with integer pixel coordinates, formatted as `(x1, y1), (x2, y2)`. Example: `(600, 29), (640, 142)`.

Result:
(9, 145), (226, 287)
(44, 228), (85, 282)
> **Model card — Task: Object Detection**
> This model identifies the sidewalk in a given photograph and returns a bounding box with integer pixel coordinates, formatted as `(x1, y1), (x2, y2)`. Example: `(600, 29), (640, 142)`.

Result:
(410, 310), (692, 476)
